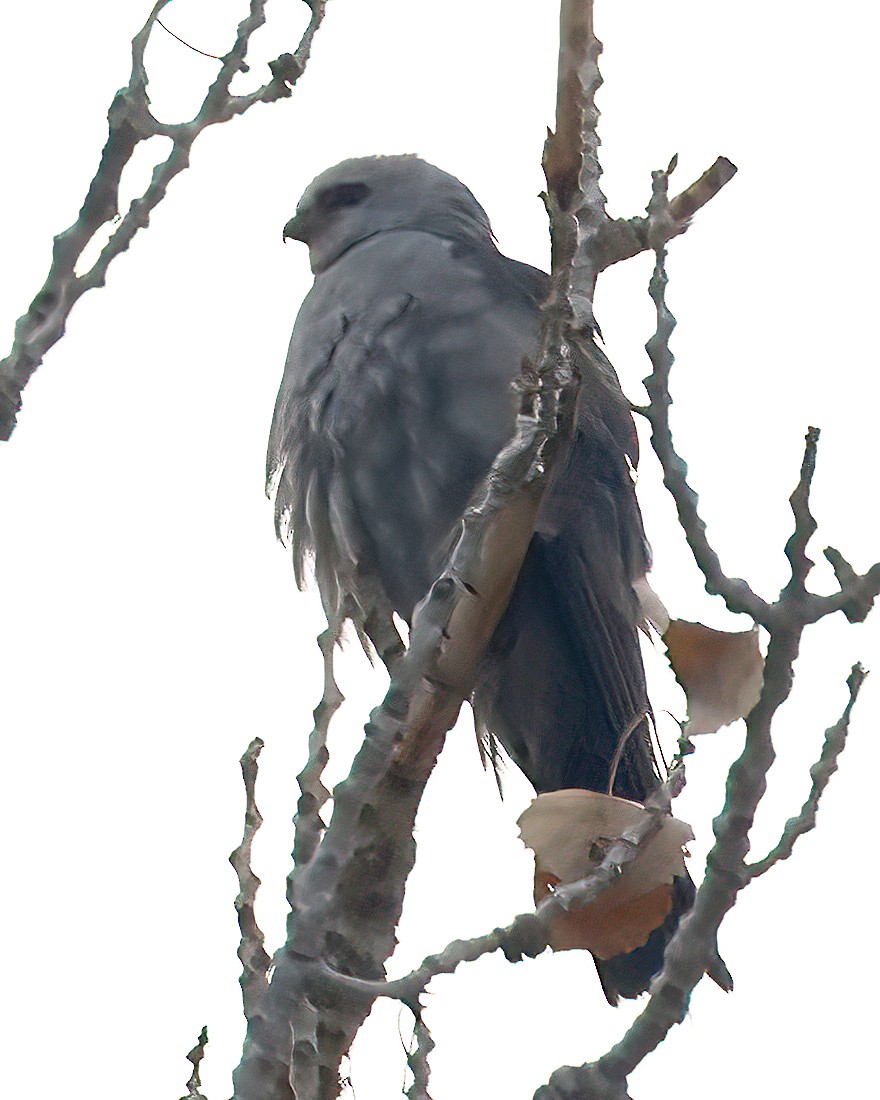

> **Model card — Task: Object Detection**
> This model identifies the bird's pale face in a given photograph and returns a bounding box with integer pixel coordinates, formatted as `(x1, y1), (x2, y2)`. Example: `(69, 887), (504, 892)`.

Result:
(283, 155), (493, 273)
(283, 177), (375, 273)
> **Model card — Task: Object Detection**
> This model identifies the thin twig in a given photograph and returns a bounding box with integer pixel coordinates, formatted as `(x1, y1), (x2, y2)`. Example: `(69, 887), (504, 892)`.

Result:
(533, 173), (874, 1100)
(639, 170), (774, 627)
(594, 156), (738, 271)
(747, 664), (866, 879)
(405, 1007), (435, 1100)
(230, 738), (272, 1020)
(310, 771), (681, 1009)
(290, 623), (343, 875)
(179, 1027), (210, 1100)
(781, 426), (820, 599)
(0, 0), (327, 440)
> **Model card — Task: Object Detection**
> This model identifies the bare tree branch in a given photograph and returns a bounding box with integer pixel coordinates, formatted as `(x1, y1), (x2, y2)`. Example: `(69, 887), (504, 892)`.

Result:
(291, 624), (343, 871)
(222, 4), (862, 1097)
(594, 156), (738, 271)
(811, 549), (880, 623)
(179, 1026), (210, 1100)
(0, 0), (327, 441)
(543, 0), (606, 324)
(232, 329), (584, 1100)
(532, 173), (874, 1099)
(230, 737), (272, 1021)
(637, 204), (880, 633)
(230, 1), (637, 1094)
(782, 425), (821, 598)
(747, 664), (865, 879)
(405, 1008), (435, 1100)
(637, 230), (773, 624)
(307, 767), (680, 1012)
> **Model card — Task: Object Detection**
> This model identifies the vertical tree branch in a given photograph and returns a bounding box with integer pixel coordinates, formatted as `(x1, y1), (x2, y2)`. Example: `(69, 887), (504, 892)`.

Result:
(405, 1007), (435, 1100)
(291, 624), (343, 872)
(782, 427), (820, 599)
(230, 738), (272, 1020)
(639, 238), (772, 623)
(232, 2), (612, 1093)
(179, 1027), (210, 1100)
(534, 176), (875, 1096)
(543, 0), (605, 323)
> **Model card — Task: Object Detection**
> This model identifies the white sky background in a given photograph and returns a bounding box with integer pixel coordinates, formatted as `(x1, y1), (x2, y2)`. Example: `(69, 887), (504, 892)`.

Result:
(1, 1), (878, 1096)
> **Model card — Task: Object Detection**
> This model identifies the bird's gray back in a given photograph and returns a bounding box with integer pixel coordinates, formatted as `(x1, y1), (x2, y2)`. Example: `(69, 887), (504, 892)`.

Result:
(268, 228), (547, 619)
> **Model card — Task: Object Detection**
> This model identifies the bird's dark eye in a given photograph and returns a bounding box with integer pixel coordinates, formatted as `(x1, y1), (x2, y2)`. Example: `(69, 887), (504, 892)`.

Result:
(317, 182), (372, 212)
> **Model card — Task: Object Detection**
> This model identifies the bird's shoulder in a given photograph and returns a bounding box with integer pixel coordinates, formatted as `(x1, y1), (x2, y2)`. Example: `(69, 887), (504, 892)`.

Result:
(276, 230), (546, 437)
(300, 229), (546, 333)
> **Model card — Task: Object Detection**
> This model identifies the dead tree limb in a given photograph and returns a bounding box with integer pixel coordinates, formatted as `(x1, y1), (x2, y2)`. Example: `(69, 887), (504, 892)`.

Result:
(229, 4), (740, 1098)
(746, 665), (865, 880)
(531, 166), (879, 1099)
(179, 1027), (210, 1100)
(230, 737), (272, 1021)
(230, 1), (623, 1095)
(0, 0), (327, 442)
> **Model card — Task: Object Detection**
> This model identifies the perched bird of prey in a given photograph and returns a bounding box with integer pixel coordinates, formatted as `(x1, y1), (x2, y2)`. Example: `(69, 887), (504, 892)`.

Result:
(268, 155), (718, 1003)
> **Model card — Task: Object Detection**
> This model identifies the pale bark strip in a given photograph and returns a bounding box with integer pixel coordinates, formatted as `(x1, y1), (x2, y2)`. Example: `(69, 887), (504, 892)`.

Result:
(230, 738), (272, 1021)
(290, 1003), (321, 1100)
(231, 1), (617, 1093)
(0, 0), (327, 441)
(543, 0), (606, 324)
(232, 343), (585, 1100)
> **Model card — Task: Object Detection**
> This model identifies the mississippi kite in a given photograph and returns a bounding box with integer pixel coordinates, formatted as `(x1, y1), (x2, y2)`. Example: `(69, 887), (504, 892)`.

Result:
(268, 155), (724, 1002)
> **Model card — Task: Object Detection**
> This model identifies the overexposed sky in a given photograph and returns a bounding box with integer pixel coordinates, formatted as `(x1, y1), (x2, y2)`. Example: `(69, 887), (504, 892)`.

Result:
(2, 2), (878, 1097)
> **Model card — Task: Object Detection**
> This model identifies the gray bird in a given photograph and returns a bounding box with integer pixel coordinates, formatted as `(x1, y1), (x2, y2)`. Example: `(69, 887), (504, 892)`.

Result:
(268, 155), (721, 1003)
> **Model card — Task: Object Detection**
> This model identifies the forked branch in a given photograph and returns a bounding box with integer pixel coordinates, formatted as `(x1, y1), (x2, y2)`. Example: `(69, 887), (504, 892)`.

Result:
(532, 165), (876, 1100)
(0, 0), (327, 441)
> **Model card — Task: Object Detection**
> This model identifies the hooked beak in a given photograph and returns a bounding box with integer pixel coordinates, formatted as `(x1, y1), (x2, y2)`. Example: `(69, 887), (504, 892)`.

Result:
(283, 209), (313, 243)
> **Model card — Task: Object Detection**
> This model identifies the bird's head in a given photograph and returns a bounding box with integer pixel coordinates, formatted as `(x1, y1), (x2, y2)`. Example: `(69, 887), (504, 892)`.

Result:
(283, 155), (494, 273)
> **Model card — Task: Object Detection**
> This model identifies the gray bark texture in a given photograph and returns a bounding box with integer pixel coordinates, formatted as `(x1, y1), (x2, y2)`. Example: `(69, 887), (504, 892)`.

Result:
(0, 0), (326, 442)
(226, 5), (879, 1099)
(3, 3), (876, 1100)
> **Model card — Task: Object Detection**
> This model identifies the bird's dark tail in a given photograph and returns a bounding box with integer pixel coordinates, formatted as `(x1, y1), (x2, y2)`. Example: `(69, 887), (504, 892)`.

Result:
(594, 873), (732, 1003)
(474, 531), (657, 801)
(475, 529), (729, 1001)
